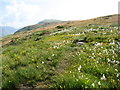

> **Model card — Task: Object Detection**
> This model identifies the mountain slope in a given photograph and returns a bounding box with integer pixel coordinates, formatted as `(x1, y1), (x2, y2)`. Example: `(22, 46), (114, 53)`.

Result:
(15, 19), (63, 33)
(38, 19), (62, 24)
(0, 26), (17, 37)
(1, 14), (119, 89)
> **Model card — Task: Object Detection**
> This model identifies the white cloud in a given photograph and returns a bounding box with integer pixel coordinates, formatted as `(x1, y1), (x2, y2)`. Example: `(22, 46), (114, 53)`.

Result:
(44, 0), (119, 20)
(0, 0), (119, 28)
(2, 0), (42, 28)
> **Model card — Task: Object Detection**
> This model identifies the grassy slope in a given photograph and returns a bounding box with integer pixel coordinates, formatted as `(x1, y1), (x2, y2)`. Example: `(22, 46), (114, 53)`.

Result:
(1, 14), (120, 89)
(15, 20), (64, 33)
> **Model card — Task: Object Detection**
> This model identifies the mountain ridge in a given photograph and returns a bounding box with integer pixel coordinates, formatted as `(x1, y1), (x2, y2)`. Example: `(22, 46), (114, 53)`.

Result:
(38, 19), (62, 24)
(0, 26), (17, 37)
(15, 19), (63, 33)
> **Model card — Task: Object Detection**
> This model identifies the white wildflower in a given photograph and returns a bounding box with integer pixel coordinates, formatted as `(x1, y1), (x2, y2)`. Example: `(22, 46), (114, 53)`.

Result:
(82, 32), (85, 34)
(78, 65), (82, 71)
(112, 50), (115, 54)
(53, 45), (57, 48)
(92, 83), (95, 87)
(36, 66), (39, 68)
(95, 43), (101, 46)
(98, 81), (101, 85)
(52, 54), (55, 56)
(91, 56), (94, 59)
(115, 69), (118, 72)
(42, 61), (44, 64)
(117, 73), (120, 77)
(107, 58), (110, 62)
(92, 53), (94, 55)
(101, 74), (106, 80)
(96, 61), (99, 63)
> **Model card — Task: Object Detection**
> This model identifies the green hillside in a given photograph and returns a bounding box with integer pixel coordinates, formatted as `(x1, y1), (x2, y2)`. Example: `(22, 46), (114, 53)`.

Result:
(1, 14), (120, 89)
(15, 19), (63, 33)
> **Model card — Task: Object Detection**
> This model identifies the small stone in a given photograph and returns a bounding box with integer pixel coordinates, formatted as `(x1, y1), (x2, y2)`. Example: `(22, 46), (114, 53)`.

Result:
(77, 42), (84, 45)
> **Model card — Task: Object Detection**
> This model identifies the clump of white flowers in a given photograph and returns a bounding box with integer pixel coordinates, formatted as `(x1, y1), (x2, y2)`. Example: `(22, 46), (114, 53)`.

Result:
(98, 81), (101, 85)
(52, 54), (55, 56)
(42, 61), (44, 64)
(95, 43), (102, 46)
(78, 65), (82, 72)
(117, 73), (120, 77)
(101, 74), (106, 80)
(92, 83), (95, 87)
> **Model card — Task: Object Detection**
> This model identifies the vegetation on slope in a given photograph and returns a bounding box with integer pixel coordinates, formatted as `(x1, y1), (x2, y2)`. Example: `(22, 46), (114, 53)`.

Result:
(1, 14), (120, 89)
(15, 19), (63, 33)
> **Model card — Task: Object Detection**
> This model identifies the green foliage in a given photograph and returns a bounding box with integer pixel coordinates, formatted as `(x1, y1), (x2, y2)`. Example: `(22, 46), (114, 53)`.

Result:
(1, 23), (119, 89)
(56, 25), (64, 29)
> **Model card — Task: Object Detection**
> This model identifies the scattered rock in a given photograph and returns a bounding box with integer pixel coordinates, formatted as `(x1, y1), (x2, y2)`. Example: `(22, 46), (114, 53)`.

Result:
(104, 17), (109, 19)
(77, 42), (84, 45)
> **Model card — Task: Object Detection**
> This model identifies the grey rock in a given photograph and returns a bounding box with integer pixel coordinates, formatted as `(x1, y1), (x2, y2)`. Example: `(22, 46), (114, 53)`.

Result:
(77, 42), (84, 45)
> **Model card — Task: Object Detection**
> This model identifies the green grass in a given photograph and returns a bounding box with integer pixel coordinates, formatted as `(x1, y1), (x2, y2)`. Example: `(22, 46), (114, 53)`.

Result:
(1, 23), (120, 89)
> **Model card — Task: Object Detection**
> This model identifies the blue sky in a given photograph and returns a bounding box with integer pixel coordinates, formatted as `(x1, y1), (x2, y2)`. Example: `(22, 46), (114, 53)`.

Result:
(0, 0), (119, 28)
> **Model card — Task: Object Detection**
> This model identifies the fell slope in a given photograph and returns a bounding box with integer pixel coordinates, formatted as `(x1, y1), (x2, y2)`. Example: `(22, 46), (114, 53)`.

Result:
(15, 19), (63, 33)
(1, 14), (120, 89)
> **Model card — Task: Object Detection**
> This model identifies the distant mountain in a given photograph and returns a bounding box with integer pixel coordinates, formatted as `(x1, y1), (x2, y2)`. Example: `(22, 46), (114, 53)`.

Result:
(38, 19), (62, 24)
(0, 26), (17, 37)
(15, 19), (63, 33)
